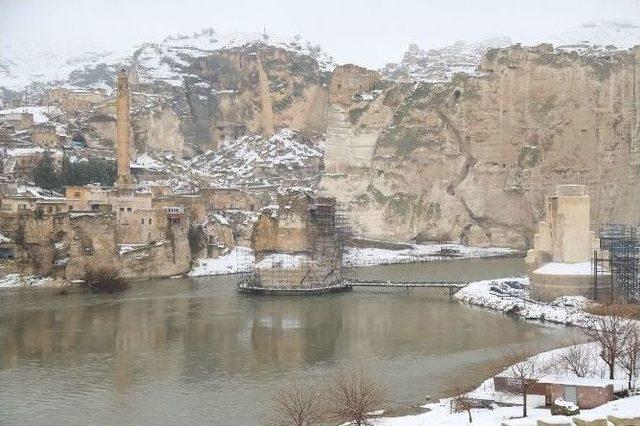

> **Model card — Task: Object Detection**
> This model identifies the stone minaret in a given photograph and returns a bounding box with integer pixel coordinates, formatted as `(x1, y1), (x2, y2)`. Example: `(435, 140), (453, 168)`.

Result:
(116, 69), (132, 188)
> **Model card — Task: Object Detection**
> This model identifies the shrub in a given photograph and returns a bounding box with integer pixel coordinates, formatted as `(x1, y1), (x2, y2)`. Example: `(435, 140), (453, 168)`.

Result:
(82, 265), (129, 293)
(326, 371), (384, 426)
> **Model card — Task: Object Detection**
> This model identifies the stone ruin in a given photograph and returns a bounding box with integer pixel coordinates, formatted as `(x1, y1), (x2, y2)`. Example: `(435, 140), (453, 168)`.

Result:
(238, 189), (353, 293)
(526, 185), (608, 301)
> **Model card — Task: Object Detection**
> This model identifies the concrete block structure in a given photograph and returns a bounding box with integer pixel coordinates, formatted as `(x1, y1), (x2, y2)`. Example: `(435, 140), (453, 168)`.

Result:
(526, 185), (607, 301)
(494, 375), (615, 410)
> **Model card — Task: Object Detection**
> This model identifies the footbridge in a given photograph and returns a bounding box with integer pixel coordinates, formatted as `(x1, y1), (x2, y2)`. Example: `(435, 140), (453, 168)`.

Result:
(349, 279), (468, 299)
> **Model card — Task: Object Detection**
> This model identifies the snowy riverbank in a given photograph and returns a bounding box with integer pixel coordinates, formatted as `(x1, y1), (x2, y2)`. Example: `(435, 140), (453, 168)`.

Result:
(188, 246), (255, 277)
(187, 243), (518, 277)
(375, 277), (640, 425)
(454, 276), (598, 328)
(377, 342), (639, 425)
(344, 243), (517, 267)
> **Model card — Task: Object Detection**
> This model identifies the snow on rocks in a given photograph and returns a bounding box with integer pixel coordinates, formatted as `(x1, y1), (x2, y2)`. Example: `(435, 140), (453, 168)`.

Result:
(455, 277), (597, 327)
(189, 128), (323, 188)
(188, 246), (255, 277)
(344, 243), (516, 266)
(379, 37), (511, 83)
(133, 29), (334, 87)
(132, 153), (166, 171)
(0, 274), (52, 289)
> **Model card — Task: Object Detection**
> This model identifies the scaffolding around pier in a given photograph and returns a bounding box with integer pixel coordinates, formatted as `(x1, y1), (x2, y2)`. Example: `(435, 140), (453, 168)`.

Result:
(596, 224), (640, 301)
(237, 198), (357, 294)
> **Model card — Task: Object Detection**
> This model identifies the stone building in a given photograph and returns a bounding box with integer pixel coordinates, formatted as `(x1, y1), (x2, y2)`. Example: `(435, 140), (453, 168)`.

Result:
(526, 185), (608, 301)
(0, 183), (67, 214)
(494, 375), (616, 410)
(63, 70), (188, 245)
(0, 112), (34, 130)
(86, 113), (117, 145)
(31, 123), (62, 147)
(47, 88), (108, 113)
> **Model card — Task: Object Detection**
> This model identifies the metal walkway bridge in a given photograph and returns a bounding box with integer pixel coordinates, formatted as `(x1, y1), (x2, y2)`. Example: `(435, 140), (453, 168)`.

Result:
(349, 279), (468, 298)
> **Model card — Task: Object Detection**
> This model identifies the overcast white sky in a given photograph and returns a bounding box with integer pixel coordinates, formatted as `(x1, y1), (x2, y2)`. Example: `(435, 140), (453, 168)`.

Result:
(1, 0), (640, 68)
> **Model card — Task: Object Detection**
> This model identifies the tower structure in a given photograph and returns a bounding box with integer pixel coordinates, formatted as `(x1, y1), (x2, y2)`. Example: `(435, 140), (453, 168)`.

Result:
(116, 69), (132, 188)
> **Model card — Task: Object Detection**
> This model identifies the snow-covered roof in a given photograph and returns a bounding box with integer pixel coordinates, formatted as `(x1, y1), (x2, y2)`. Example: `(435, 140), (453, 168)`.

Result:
(5, 185), (66, 201)
(0, 106), (59, 124)
(536, 375), (624, 388)
(533, 261), (610, 276)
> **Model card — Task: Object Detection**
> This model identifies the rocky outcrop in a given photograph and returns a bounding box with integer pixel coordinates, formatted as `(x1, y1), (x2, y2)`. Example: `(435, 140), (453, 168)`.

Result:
(320, 45), (640, 248)
(0, 213), (190, 280)
(129, 45), (330, 154)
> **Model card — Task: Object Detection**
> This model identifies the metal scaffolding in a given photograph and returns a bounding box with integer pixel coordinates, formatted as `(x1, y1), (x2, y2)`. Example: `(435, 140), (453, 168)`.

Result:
(597, 224), (640, 301)
(237, 197), (356, 293)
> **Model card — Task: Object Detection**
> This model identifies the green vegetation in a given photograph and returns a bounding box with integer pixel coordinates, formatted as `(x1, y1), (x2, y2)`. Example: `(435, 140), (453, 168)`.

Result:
(348, 105), (369, 125)
(366, 184), (388, 204)
(387, 193), (414, 217)
(518, 146), (541, 169)
(33, 151), (59, 191)
(34, 152), (116, 192)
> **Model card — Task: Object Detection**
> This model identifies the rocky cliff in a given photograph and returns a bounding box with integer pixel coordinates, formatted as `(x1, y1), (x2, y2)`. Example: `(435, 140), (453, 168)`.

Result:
(5, 29), (640, 249)
(321, 45), (640, 248)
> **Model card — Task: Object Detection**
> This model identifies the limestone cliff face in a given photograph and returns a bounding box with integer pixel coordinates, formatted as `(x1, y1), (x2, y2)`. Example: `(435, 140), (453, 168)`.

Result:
(131, 46), (330, 154)
(320, 45), (640, 248)
(128, 42), (640, 249)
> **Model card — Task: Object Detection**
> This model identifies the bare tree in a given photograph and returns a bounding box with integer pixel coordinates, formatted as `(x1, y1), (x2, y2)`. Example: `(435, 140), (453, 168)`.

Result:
(555, 339), (594, 378)
(501, 347), (546, 418)
(450, 384), (476, 423)
(618, 323), (640, 391)
(326, 370), (384, 426)
(269, 383), (323, 426)
(585, 304), (634, 380)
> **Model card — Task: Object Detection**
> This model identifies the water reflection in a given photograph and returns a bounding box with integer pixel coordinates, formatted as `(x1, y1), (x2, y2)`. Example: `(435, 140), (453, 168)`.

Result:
(0, 258), (581, 424)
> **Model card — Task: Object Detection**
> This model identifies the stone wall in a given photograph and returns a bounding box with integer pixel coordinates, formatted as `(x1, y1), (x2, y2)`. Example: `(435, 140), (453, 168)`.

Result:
(0, 212), (190, 281)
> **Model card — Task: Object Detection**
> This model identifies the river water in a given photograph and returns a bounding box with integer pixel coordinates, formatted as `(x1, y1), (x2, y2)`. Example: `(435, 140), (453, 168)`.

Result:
(0, 258), (582, 425)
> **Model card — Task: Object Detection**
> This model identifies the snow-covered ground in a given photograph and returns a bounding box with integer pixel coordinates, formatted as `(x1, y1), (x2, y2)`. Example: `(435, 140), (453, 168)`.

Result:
(345, 243), (517, 267)
(454, 277), (597, 327)
(188, 246), (255, 277)
(1, 28), (333, 91)
(186, 243), (517, 276)
(0, 274), (52, 289)
(377, 342), (639, 425)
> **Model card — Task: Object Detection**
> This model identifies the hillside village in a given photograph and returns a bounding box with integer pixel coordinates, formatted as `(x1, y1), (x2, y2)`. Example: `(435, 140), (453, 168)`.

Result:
(2, 23), (640, 285)
(3, 9), (640, 425)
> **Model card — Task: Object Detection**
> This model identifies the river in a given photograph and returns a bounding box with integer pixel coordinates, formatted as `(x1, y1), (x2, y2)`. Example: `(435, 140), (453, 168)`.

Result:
(0, 258), (583, 425)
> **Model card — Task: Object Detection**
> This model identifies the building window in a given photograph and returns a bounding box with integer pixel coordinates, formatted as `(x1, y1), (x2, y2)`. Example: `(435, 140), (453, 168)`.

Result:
(120, 207), (125, 212)
(69, 206), (73, 211)
(74, 192), (80, 197)
(127, 207), (132, 212)
(141, 218), (145, 225)
(148, 218), (152, 225)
